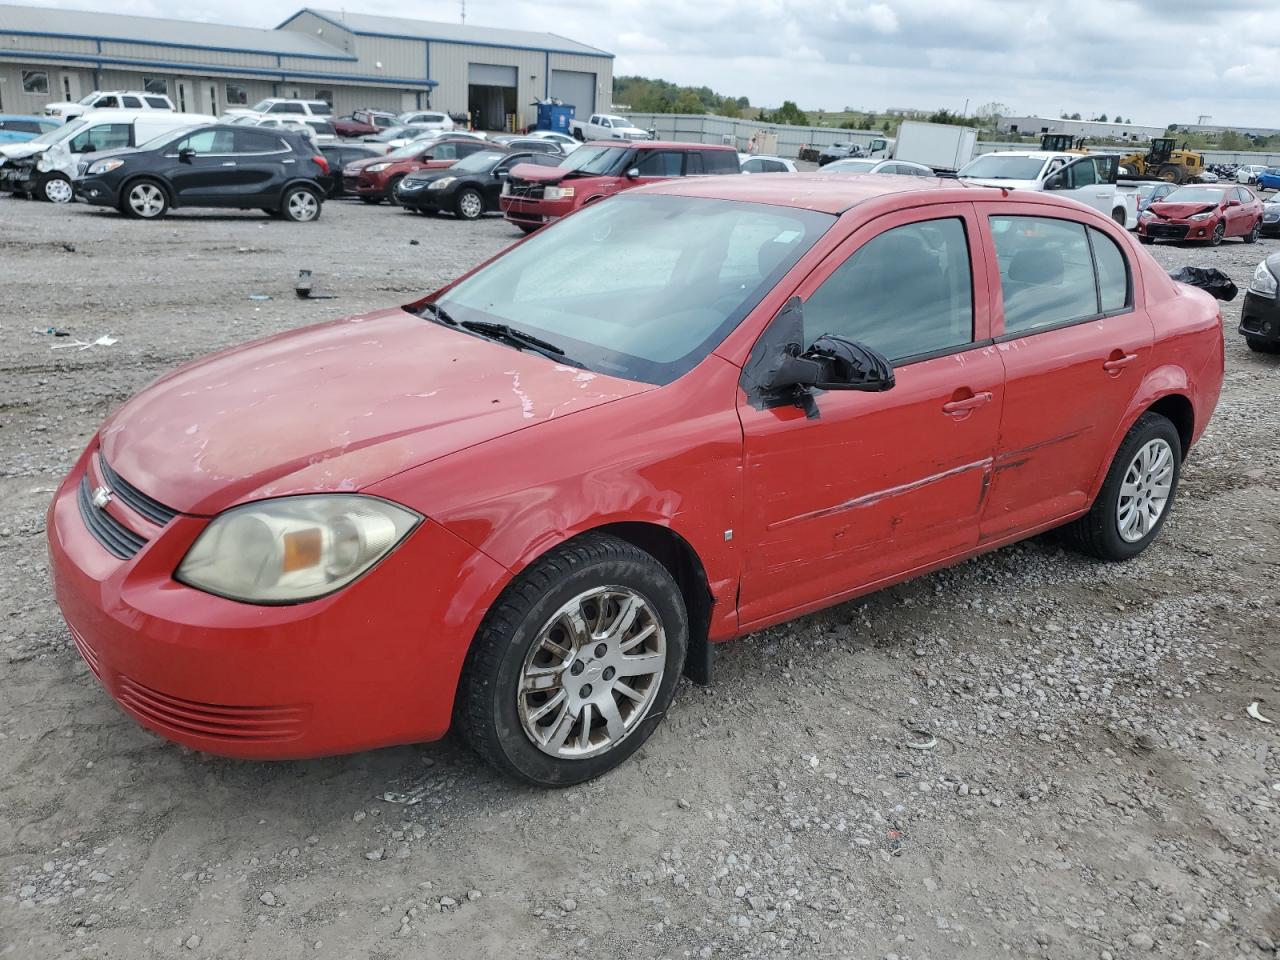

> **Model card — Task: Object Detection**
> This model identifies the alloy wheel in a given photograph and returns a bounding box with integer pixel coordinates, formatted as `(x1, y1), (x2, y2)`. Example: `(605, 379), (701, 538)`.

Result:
(1210, 221), (1225, 246)
(1116, 438), (1174, 543)
(287, 190), (319, 222)
(128, 183), (165, 218)
(516, 586), (666, 760)
(459, 190), (483, 219)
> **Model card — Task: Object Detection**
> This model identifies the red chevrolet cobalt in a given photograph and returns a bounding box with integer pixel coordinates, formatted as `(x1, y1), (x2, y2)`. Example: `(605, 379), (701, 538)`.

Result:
(49, 175), (1224, 785)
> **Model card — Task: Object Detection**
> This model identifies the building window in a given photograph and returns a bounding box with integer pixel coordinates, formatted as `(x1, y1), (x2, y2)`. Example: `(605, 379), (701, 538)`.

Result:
(225, 83), (248, 106)
(209, 84), (218, 115)
(22, 70), (49, 94)
(143, 77), (169, 96)
(315, 88), (333, 106)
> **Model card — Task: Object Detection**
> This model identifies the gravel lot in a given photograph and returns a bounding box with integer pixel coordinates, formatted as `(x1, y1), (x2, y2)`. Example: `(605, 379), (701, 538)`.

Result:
(1, 192), (1278, 960)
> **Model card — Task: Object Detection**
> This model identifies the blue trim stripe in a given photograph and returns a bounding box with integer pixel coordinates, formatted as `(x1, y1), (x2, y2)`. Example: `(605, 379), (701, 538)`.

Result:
(0, 49), (436, 87)
(0, 26), (357, 62)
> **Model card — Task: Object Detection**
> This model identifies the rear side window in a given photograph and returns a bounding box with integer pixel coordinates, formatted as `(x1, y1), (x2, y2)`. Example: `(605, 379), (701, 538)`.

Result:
(121, 96), (142, 108)
(145, 96), (170, 109)
(803, 218), (975, 362)
(701, 150), (741, 175)
(307, 101), (332, 115)
(235, 130), (287, 153)
(430, 142), (458, 160)
(990, 216), (1131, 335)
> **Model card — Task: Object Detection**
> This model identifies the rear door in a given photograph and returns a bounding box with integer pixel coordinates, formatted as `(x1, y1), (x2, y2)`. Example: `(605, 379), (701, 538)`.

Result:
(976, 204), (1153, 540)
(230, 129), (292, 201)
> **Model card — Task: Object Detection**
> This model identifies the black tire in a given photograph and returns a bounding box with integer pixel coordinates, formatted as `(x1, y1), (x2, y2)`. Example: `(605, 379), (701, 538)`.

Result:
(1139, 235), (1155, 245)
(119, 179), (169, 219)
(1246, 337), (1280, 354)
(455, 187), (484, 220)
(455, 533), (688, 787)
(1111, 208), (1127, 226)
(1209, 220), (1225, 246)
(1062, 412), (1182, 562)
(1157, 164), (1184, 184)
(360, 195), (381, 205)
(385, 175), (405, 206)
(279, 185), (322, 222)
(1243, 219), (1261, 244)
(40, 172), (73, 204)
(516, 223), (539, 235)
(572, 128), (585, 141)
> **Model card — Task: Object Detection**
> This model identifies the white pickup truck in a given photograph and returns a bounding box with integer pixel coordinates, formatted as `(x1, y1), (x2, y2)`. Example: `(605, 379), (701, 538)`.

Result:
(569, 114), (651, 142)
(959, 150), (1138, 229)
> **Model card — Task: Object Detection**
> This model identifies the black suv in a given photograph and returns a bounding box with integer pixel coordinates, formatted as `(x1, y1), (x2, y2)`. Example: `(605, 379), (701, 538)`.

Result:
(74, 124), (329, 221)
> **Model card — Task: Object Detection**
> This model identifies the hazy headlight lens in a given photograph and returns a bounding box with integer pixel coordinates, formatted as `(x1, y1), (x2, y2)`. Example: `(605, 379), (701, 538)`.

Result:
(1251, 260), (1278, 299)
(428, 176), (455, 190)
(176, 495), (420, 603)
(366, 162), (390, 173)
(1188, 212), (1213, 221)
(88, 159), (124, 175)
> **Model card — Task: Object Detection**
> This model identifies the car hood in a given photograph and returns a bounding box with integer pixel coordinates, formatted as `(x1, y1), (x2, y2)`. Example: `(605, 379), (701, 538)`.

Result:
(0, 141), (48, 160)
(508, 162), (571, 184)
(402, 168), (463, 185)
(1148, 202), (1220, 219)
(79, 146), (139, 165)
(98, 308), (649, 516)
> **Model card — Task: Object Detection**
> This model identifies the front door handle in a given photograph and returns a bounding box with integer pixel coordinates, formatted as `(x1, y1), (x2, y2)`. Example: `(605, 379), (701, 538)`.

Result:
(221, 161), (236, 167)
(1103, 352), (1138, 374)
(942, 391), (993, 417)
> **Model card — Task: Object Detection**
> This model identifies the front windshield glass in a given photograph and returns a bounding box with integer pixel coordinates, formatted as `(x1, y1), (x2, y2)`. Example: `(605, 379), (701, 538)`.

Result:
(558, 145), (629, 176)
(958, 155), (1047, 180)
(78, 94), (98, 105)
(1163, 187), (1226, 204)
(452, 150), (504, 173)
(826, 159), (877, 173)
(387, 141), (428, 160)
(436, 194), (834, 384)
(251, 99), (273, 112)
(29, 117), (88, 146)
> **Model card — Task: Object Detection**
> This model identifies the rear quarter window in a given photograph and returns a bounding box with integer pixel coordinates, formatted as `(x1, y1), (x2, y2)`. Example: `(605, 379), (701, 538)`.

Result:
(700, 150), (741, 175)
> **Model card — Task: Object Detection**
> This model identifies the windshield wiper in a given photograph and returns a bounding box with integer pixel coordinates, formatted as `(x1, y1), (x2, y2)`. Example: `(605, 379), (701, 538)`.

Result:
(459, 319), (582, 366)
(418, 301), (457, 326)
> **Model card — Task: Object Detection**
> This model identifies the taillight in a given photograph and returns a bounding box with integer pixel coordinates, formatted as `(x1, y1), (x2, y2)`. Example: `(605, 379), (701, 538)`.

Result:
(312, 154), (329, 175)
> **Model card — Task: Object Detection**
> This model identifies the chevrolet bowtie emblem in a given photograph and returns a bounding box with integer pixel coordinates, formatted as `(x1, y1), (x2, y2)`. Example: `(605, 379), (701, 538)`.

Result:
(91, 486), (113, 509)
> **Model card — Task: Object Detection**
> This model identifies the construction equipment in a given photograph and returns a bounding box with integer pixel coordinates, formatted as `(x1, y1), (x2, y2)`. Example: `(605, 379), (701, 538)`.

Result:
(1118, 138), (1204, 184)
(1040, 134), (1088, 153)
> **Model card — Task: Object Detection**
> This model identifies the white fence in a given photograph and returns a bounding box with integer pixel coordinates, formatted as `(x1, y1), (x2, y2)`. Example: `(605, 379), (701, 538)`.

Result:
(622, 113), (1280, 167)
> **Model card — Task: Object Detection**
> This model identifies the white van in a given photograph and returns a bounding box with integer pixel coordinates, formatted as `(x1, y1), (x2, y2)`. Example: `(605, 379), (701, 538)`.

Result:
(0, 110), (214, 202)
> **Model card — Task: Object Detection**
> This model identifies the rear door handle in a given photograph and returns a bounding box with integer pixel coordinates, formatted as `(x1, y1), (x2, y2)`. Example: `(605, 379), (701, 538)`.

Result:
(1103, 352), (1138, 373)
(942, 391), (993, 416)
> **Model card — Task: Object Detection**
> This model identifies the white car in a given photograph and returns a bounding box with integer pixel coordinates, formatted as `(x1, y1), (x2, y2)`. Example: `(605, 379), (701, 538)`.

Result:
(824, 158), (934, 177)
(397, 111), (455, 131)
(44, 90), (174, 123)
(228, 114), (335, 143)
(224, 98), (332, 121)
(524, 130), (581, 153)
(959, 150), (1137, 228)
(739, 154), (798, 173)
(1238, 164), (1268, 184)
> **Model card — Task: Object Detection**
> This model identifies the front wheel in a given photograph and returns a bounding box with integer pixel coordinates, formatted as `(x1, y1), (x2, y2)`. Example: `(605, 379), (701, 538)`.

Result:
(1243, 220), (1261, 244)
(1209, 221), (1225, 246)
(41, 173), (73, 204)
(455, 533), (687, 786)
(1139, 235), (1155, 245)
(280, 186), (321, 222)
(384, 175), (405, 206)
(121, 180), (168, 219)
(1062, 412), (1181, 561)
(455, 187), (484, 220)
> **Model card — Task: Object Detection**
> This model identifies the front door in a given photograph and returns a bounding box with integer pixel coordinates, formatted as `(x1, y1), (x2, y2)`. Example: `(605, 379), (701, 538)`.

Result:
(736, 204), (1005, 627)
(163, 128), (243, 202)
(976, 204), (1153, 540)
(1051, 155), (1113, 217)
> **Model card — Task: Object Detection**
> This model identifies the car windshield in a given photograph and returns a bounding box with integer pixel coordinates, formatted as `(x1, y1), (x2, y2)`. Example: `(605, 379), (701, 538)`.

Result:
(452, 150), (505, 173)
(558, 145), (629, 176)
(1163, 187), (1226, 203)
(387, 142), (429, 160)
(825, 159), (878, 173)
(435, 194), (833, 384)
(1268, 167), (1280, 175)
(251, 99), (274, 112)
(958, 155), (1047, 180)
(78, 94), (99, 105)
(29, 117), (88, 145)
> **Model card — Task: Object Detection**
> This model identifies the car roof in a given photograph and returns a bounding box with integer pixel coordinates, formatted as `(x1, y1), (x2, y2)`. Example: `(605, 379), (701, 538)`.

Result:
(0, 114), (52, 121)
(583, 140), (733, 151)
(639, 171), (1085, 215)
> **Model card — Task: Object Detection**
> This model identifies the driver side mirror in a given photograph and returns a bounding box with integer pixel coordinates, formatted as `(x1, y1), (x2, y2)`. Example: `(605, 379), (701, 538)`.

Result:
(1227, 198), (1241, 207)
(625, 167), (640, 179)
(178, 147), (196, 163)
(1044, 172), (1066, 190)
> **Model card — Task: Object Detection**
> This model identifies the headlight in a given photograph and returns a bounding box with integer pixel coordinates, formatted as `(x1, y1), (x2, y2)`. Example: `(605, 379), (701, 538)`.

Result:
(176, 495), (420, 604)
(544, 185), (575, 201)
(1251, 260), (1278, 299)
(88, 159), (124, 175)
(1140, 209), (1157, 220)
(428, 176), (455, 190)
(1188, 212), (1214, 221)
(36, 153), (53, 172)
(366, 162), (390, 173)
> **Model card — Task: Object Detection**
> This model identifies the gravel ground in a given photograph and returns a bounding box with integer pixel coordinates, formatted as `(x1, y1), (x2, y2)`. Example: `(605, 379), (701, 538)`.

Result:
(1, 194), (1278, 960)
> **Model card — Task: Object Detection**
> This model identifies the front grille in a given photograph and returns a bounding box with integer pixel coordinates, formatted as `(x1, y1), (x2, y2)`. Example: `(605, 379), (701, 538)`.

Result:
(116, 675), (307, 744)
(77, 475), (147, 559)
(506, 178), (545, 199)
(1146, 223), (1189, 240)
(99, 457), (177, 526)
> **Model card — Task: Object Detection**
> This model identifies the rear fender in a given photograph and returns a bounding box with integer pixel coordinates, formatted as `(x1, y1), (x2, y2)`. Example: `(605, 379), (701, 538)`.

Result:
(1087, 364), (1192, 500)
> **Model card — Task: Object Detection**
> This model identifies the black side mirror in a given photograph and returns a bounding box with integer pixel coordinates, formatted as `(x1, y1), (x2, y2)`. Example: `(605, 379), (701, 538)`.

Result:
(625, 167), (640, 179)
(1044, 172), (1065, 190)
(178, 147), (196, 163)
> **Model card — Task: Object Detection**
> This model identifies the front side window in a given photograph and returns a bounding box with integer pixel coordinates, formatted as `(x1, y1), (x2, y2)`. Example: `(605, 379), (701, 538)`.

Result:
(22, 70), (48, 94)
(1065, 159), (1096, 188)
(429, 142), (458, 160)
(437, 194), (833, 384)
(95, 95), (120, 109)
(175, 129), (236, 155)
(990, 216), (1115, 335)
(275, 102), (306, 114)
(143, 77), (168, 96)
(803, 218), (974, 362)
(635, 151), (683, 176)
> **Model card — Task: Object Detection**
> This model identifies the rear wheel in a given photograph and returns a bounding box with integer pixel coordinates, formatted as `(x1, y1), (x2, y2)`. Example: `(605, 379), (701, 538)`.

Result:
(1243, 219), (1261, 244)
(280, 185), (321, 222)
(121, 180), (168, 219)
(455, 187), (484, 220)
(360, 195), (381, 205)
(385, 175), (405, 206)
(41, 173), (73, 204)
(1062, 412), (1181, 562)
(1157, 164), (1183, 184)
(1112, 208), (1127, 226)
(516, 223), (539, 235)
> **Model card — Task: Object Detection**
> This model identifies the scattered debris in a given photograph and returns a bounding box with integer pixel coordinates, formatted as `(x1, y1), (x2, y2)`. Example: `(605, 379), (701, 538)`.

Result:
(905, 732), (937, 751)
(1246, 701), (1273, 724)
(409, 239), (420, 245)
(247, 294), (272, 302)
(1168, 266), (1237, 302)
(61, 243), (76, 253)
(35, 327), (71, 337)
(51, 335), (118, 351)
(295, 269), (337, 300)
(380, 790), (424, 806)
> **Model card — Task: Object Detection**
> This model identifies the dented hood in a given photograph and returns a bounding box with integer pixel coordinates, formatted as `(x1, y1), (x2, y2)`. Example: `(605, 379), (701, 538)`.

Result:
(1148, 201), (1221, 220)
(509, 162), (569, 184)
(98, 309), (647, 516)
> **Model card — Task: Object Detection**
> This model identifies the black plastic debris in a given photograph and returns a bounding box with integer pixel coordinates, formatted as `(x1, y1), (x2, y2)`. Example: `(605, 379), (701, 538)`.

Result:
(1168, 267), (1237, 302)
(295, 269), (338, 300)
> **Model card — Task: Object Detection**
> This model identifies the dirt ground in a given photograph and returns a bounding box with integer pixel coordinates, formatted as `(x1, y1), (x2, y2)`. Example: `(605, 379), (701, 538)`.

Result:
(1, 191), (1278, 960)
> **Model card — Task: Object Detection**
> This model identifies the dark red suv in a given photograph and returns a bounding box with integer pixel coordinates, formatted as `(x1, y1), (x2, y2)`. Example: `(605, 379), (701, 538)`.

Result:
(500, 140), (739, 232)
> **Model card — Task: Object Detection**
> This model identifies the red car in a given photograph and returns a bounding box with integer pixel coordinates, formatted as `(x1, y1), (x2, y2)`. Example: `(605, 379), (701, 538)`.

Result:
(49, 175), (1223, 786)
(1138, 183), (1264, 245)
(343, 137), (492, 204)
(331, 109), (396, 138)
(500, 140), (739, 232)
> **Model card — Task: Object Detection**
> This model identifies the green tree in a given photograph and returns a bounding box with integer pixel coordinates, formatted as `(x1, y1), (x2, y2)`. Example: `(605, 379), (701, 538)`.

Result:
(1097, 113), (1108, 122)
(770, 100), (809, 125)
(672, 90), (706, 114)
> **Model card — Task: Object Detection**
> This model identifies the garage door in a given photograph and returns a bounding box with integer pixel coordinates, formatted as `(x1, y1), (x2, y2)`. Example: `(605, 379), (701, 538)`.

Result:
(549, 70), (595, 115)
(468, 64), (518, 87)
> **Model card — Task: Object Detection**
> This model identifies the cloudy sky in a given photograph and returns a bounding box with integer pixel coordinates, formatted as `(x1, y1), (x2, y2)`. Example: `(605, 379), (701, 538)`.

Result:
(24, 0), (1280, 126)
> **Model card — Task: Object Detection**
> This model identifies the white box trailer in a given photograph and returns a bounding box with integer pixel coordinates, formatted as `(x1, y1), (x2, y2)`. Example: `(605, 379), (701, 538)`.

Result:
(892, 121), (978, 173)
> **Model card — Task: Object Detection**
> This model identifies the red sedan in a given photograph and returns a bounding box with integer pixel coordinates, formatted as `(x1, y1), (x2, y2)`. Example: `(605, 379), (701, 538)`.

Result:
(343, 136), (491, 204)
(49, 175), (1224, 785)
(1138, 183), (1264, 245)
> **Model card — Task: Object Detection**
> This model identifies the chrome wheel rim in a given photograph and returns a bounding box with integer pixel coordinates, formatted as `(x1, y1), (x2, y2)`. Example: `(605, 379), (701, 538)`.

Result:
(517, 586), (666, 760)
(129, 183), (164, 217)
(459, 191), (482, 219)
(1117, 438), (1174, 543)
(45, 177), (72, 203)
(1211, 222), (1224, 244)
(288, 190), (318, 221)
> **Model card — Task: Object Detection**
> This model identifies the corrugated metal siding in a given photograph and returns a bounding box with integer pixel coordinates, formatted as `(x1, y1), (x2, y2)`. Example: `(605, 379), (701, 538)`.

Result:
(280, 11), (354, 55)
(97, 42), (279, 70)
(2, 33), (96, 55)
(348, 34), (427, 81)
(428, 42), (544, 127)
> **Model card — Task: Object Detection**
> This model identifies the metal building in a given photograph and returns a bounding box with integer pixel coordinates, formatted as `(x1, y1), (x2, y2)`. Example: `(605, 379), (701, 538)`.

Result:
(0, 4), (613, 130)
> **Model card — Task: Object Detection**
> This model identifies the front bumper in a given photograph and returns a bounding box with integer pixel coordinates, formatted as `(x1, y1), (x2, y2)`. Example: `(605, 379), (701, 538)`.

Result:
(500, 193), (575, 229)
(395, 181), (444, 209)
(1262, 213), (1280, 236)
(0, 161), (37, 192)
(73, 177), (119, 206)
(1138, 219), (1216, 242)
(351, 174), (390, 198)
(47, 442), (510, 759)
(1239, 290), (1280, 344)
